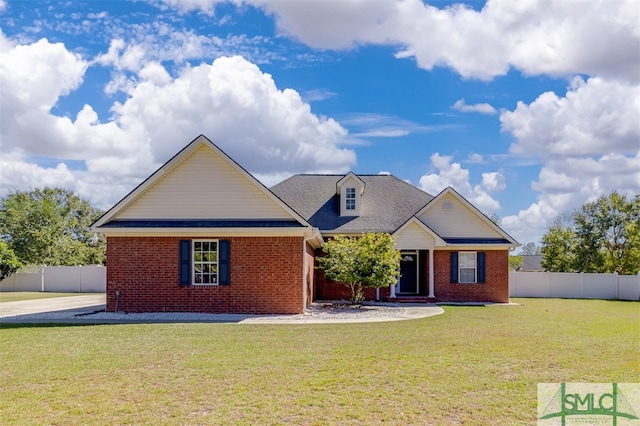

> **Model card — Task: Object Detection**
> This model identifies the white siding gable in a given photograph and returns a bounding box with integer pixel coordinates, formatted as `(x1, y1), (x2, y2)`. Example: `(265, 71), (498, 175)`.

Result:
(116, 144), (294, 220)
(394, 221), (436, 250)
(337, 174), (364, 217)
(418, 192), (499, 238)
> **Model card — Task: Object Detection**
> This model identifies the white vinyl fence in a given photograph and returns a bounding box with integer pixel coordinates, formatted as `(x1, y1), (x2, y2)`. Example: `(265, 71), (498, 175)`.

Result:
(509, 271), (640, 301)
(0, 265), (106, 293)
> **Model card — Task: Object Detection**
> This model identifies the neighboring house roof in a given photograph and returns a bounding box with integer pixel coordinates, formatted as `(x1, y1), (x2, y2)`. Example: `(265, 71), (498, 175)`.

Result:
(270, 174), (434, 234)
(521, 255), (544, 271)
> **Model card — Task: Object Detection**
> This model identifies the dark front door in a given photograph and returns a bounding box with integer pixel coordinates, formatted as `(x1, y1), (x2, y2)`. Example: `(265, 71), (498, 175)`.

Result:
(398, 253), (418, 294)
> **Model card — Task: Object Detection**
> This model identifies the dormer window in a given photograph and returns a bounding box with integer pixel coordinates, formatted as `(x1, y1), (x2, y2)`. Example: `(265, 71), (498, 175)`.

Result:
(345, 187), (356, 210)
(337, 172), (364, 217)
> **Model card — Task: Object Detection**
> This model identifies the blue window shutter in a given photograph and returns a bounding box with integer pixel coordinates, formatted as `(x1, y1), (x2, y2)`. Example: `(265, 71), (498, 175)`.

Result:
(477, 252), (486, 283)
(179, 240), (191, 286)
(450, 252), (458, 283)
(219, 239), (230, 285)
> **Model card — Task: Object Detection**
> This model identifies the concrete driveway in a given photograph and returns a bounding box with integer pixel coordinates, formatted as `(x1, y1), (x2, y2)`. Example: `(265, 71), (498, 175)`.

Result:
(0, 294), (105, 319)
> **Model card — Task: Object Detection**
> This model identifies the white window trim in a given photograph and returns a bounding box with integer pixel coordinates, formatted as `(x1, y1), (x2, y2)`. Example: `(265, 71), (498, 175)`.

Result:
(458, 251), (477, 284)
(192, 239), (219, 286)
(345, 187), (356, 210)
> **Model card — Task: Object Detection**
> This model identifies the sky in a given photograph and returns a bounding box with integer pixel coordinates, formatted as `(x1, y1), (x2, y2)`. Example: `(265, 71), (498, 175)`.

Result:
(0, 0), (638, 250)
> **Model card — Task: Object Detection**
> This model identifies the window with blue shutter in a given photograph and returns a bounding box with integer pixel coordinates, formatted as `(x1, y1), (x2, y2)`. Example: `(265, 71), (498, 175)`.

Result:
(179, 240), (191, 286)
(450, 252), (458, 283)
(181, 239), (230, 286)
(452, 251), (485, 284)
(477, 252), (486, 283)
(219, 239), (230, 285)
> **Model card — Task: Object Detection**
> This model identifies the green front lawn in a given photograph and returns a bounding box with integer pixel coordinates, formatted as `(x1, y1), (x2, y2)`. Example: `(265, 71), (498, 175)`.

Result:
(0, 292), (85, 303)
(1, 298), (638, 425)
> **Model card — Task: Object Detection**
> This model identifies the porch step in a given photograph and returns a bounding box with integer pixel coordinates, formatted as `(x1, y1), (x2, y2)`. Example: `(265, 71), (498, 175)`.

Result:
(388, 296), (436, 303)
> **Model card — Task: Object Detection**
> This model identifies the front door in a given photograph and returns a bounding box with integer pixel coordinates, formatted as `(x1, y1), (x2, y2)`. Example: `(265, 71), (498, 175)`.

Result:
(398, 252), (418, 294)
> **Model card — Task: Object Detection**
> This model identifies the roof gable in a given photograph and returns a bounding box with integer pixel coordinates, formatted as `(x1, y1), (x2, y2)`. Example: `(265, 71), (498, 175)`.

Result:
(336, 172), (365, 195)
(417, 187), (518, 245)
(92, 135), (309, 229)
(393, 217), (446, 249)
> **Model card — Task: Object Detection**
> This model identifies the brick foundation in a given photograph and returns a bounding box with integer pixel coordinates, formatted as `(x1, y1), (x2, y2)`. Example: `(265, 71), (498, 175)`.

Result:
(106, 236), (305, 314)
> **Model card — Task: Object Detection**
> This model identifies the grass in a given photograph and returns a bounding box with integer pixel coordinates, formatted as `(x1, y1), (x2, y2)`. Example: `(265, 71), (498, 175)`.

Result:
(0, 292), (87, 303)
(1, 298), (638, 425)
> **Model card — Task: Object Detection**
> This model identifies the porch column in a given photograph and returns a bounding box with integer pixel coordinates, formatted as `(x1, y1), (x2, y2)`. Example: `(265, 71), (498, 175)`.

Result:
(428, 249), (435, 298)
(390, 281), (396, 298)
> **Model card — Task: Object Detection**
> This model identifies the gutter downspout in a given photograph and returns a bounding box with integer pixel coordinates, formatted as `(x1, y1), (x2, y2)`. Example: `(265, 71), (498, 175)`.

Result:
(303, 228), (323, 312)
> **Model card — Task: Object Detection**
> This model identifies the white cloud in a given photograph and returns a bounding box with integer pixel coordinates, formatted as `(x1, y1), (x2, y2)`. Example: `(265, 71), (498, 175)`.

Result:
(467, 153), (485, 163)
(341, 113), (458, 140)
(150, 0), (231, 15)
(302, 89), (337, 103)
(481, 172), (506, 192)
(498, 75), (640, 244)
(452, 98), (497, 115)
(502, 77), (640, 158)
(0, 33), (355, 208)
(418, 153), (504, 213)
(253, 0), (639, 81)
(501, 152), (640, 245)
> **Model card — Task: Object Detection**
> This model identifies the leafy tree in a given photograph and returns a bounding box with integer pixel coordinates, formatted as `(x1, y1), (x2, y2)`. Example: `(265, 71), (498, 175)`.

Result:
(0, 240), (22, 279)
(317, 233), (401, 304)
(520, 242), (541, 256)
(509, 255), (523, 270)
(0, 187), (105, 266)
(573, 192), (640, 274)
(541, 214), (578, 272)
(541, 192), (640, 274)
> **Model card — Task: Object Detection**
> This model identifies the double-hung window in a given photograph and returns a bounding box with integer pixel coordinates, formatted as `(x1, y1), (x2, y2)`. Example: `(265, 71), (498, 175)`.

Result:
(193, 240), (218, 284)
(180, 239), (230, 286)
(458, 252), (477, 283)
(451, 252), (485, 284)
(345, 187), (356, 210)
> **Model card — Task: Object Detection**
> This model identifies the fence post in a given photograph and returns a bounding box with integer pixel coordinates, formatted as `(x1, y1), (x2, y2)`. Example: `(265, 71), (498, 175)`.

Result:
(41, 266), (45, 292)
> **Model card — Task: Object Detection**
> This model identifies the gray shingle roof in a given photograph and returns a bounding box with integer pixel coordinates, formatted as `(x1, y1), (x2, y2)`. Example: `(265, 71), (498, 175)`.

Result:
(271, 174), (434, 233)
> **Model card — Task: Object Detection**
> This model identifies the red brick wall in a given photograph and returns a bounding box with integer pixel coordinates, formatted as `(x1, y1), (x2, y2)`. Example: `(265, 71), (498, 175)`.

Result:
(434, 250), (509, 303)
(106, 236), (305, 314)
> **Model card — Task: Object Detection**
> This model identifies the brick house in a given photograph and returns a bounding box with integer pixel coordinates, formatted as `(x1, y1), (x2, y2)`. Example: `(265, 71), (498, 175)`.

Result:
(91, 135), (519, 314)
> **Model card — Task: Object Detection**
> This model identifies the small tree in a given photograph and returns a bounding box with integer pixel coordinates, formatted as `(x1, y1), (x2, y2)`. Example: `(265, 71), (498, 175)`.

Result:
(0, 240), (22, 280)
(317, 233), (401, 304)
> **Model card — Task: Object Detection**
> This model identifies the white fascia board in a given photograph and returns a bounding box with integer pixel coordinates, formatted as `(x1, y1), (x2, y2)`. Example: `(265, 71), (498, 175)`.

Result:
(96, 227), (316, 238)
(437, 244), (517, 251)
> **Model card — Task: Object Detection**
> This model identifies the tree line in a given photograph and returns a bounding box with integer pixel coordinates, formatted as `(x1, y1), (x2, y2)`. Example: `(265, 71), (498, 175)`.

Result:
(0, 187), (105, 279)
(539, 192), (639, 275)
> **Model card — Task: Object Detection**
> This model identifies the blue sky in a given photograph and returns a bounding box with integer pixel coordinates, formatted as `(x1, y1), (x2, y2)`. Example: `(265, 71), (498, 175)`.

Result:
(0, 0), (638, 248)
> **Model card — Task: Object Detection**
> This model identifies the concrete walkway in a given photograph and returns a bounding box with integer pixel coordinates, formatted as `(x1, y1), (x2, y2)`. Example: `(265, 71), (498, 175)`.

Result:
(0, 295), (444, 324)
(0, 294), (105, 319)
